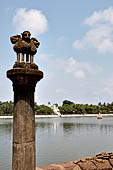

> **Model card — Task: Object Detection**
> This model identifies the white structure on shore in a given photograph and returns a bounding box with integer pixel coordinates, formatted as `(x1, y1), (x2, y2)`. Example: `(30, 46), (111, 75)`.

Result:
(52, 104), (61, 116)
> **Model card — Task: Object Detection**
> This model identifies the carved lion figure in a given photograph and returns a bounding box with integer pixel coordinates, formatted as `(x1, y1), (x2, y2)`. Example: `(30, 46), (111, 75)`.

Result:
(10, 31), (40, 64)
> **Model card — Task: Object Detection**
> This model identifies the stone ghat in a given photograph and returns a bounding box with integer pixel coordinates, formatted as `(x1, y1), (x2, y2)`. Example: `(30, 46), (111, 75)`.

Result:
(36, 152), (113, 170)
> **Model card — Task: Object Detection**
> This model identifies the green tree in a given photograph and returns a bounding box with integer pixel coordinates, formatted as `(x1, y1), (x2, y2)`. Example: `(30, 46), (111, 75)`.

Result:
(0, 101), (13, 115)
(35, 104), (53, 115)
(63, 100), (75, 105)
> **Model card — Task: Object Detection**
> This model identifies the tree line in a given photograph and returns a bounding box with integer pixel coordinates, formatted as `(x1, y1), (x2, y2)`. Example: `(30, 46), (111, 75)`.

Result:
(59, 100), (113, 115)
(0, 100), (113, 116)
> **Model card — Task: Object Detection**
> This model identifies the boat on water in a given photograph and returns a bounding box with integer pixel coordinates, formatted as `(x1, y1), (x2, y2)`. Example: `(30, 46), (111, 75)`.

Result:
(97, 113), (102, 119)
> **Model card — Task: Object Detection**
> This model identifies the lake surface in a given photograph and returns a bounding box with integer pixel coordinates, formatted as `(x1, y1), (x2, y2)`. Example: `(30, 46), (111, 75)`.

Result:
(1, 117), (113, 170)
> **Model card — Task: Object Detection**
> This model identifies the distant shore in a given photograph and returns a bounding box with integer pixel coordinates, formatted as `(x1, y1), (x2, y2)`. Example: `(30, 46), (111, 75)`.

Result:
(0, 114), (113, 119)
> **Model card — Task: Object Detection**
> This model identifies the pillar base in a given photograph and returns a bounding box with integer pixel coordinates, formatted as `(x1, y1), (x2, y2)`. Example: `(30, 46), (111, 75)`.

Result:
(13, 142), (36, 170)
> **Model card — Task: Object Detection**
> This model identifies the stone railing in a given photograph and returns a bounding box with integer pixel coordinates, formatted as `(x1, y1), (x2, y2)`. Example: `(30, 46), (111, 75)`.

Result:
(36, 152), (113, 170)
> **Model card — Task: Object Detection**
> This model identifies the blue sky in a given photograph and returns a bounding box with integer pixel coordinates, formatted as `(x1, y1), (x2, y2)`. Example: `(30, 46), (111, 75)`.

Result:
(1, 0), (113, 105)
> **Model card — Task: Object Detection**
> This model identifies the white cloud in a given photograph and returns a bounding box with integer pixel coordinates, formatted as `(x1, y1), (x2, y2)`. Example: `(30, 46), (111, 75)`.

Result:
(84, 11), (103, 26)
(73, 7), (113, 54)
(37, 53), (103, 104)
(84, 7), (113, 26)
(35, 53), (113, 105)
(13, 8), (48, 35)
(38, 54), (102, 80)
(65, 57), (102, 79)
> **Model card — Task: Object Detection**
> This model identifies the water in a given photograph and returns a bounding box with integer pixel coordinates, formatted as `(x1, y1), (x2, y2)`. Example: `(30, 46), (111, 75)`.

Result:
(1, 117), (113, 170)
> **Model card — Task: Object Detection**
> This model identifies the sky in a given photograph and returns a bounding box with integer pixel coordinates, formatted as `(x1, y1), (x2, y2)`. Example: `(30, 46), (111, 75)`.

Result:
(1, 0), (113, 106)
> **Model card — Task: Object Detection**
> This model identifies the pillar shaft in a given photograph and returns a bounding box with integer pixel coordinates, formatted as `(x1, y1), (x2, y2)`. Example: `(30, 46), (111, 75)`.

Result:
(13, 85), (35, 170)
(7, 66), (43, 170)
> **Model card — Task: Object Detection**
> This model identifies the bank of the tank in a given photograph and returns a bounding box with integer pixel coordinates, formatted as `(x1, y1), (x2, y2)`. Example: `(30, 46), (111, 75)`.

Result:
(36, 152), (113, 170)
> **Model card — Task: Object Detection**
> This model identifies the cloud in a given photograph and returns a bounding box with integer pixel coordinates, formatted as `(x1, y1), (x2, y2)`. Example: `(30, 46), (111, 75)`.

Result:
(84, 7), (113, 26)
(36, 53), (104, 105)
(73, 7), (113, 54)
(38, 54), (102, 80)
(36, 53), (113, 105)
(65, 57), (102, 79)
(13, 8), (48, 35)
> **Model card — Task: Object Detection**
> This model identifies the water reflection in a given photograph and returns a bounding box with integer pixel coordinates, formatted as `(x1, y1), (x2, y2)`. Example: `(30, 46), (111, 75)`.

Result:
(35, 121), (60, 135)
(53, 122), (59, 134)
(35, 117), (113, 136)
(0, 119), (12, 170)
(1, 117), (113, 170)
(0, 120), (12, 141)
(35, 117), (113, 166)
(62, 122), (113, 135)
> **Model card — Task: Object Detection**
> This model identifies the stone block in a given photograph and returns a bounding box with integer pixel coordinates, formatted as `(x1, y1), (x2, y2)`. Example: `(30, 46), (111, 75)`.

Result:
(109, 159), (113, 167)
(73, 158), (86, 164)
(36, 152), (113, 170)
(55, 161), (76, 170)
(12, 142), (35, 170)
(78, 161), (97, 170)
(73, 165), (82, 170)
(38, 164), (64, 170)
(92, 159), (112, 170)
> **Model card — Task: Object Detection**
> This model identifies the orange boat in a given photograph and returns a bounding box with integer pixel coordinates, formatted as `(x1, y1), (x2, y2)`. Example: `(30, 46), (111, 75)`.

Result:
(97, 113), (102, 119)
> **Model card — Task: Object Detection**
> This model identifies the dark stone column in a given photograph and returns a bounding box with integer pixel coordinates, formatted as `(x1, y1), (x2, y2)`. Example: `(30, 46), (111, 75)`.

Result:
(7, 64), (43, 170)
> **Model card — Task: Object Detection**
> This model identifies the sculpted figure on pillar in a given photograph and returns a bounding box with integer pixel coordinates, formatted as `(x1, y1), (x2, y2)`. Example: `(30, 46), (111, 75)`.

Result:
(10, 31), (40, 64)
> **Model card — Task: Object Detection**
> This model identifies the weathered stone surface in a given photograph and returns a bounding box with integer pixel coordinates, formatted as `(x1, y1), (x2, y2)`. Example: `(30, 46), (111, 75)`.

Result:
(38, 165), (64, 170)
(73, 158), (86, 164)
(92, 159), (112, 170)
(7, 67), (43, 86)
(109, 153), (113, 157)
(96, 152), (110, 160)
(8, 30), (43, 170)
(13, 98), (35, 144)
(7, 65), (43, 170)
(13, 62), (38, 69)
(52, 164), (65, 170)
(77, 161), (97, 170)
(73, 165), (82, 170)
(12, 142), (36, 170)
(36, 168), (44, 170)
(109, 159), (113, 167)
(55, 161), (76, 170)
(85, 157), (94, 161)
(10, 31), (40, 64)
(37, 152), (113, 170)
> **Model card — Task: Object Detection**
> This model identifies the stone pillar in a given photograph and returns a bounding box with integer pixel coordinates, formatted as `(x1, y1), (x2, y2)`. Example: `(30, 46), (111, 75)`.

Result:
(7, 64), (43, 170)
